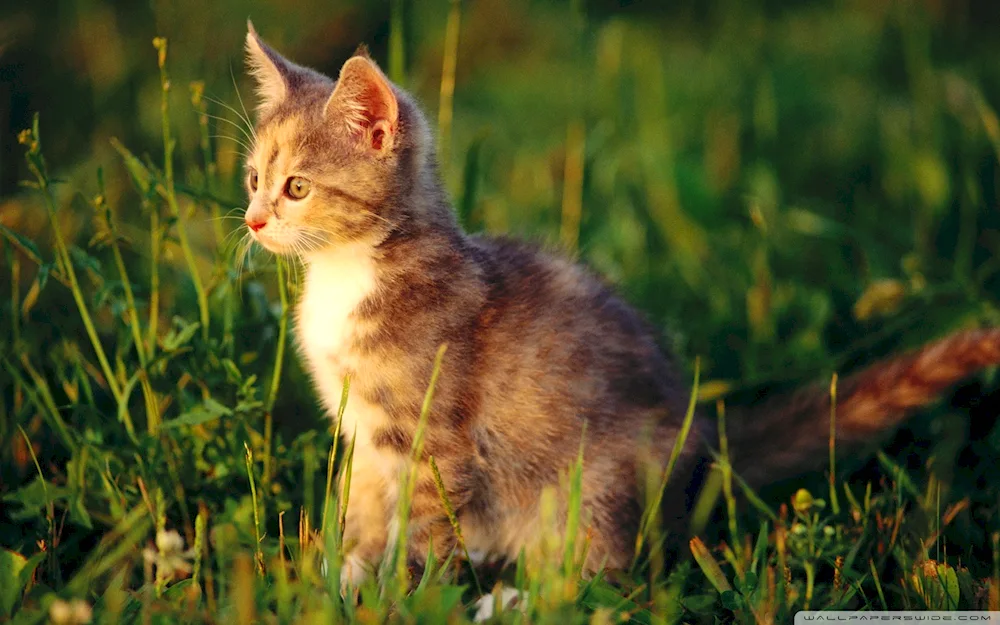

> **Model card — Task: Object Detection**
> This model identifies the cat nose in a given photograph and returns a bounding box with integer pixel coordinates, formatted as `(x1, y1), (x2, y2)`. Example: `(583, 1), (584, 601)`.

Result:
(246, 217), (268, 232)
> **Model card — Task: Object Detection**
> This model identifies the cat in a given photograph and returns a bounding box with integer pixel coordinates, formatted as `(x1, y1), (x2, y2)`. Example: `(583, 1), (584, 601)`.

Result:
(240, 21), (1000, 590)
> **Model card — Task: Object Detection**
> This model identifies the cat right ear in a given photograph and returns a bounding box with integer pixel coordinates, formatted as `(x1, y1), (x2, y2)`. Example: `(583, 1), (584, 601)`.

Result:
(326, 55), (399, 153)
(245, 21), (293, 118)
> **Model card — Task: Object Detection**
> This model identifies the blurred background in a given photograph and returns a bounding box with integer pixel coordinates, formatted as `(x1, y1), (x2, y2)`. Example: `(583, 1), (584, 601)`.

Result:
(3, 0), (1000, 533)
(5, 0), (1000, 381)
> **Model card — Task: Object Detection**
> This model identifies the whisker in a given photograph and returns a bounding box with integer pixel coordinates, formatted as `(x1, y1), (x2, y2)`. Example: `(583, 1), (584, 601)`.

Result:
(357, 209), (392, 226)
(210, 134), (252, 154)
(205, 84), (257, 144)
(224, 227), (250, 261)
(295, 228), (335, 252)
(232, 231), (247, 258)
(222, 217), (247, 240)
(210, 206), (246, 221)
(202, 98), (251, 127)
(298, 224), (354, 246)
(230, 233), (244, 270)
(287, 240), (305, 291)
(236, 233), (256, 279)
(222, 226), (243, 246)
(203, 111), (254, 145)
(215, 148), (251, 162)
(227, 64), (259, 143)
(298, 240), (322, 255)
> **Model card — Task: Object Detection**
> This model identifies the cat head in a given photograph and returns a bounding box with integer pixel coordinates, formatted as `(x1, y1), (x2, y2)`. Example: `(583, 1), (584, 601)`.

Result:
(241, 22), (431, 257)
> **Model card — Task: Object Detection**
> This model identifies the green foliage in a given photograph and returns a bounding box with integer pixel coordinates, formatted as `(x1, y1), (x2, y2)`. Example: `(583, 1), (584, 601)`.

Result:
(2, 0), (1000, 622)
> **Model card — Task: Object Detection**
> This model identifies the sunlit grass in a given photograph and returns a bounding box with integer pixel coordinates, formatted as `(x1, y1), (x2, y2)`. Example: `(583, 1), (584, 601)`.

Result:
(2, 1), (1000, 623)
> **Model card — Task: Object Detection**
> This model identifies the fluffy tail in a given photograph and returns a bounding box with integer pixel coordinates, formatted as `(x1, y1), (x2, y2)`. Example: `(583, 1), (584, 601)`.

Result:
(727, 327), (1000, 488)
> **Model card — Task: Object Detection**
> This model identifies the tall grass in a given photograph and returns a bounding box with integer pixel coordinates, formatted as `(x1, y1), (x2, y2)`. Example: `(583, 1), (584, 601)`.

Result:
(2, 1), (1000, 623)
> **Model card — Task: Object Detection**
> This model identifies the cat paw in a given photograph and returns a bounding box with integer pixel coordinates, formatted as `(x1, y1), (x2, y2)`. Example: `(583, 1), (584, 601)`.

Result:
(472, 586), (528, 622)
(319, 552), (375, 599)
(339, 553), (373, 596)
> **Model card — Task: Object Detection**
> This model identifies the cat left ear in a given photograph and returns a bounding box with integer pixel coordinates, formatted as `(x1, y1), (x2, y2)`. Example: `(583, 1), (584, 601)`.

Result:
(326, 55), (399, 153)
(245, 21), (294, 118)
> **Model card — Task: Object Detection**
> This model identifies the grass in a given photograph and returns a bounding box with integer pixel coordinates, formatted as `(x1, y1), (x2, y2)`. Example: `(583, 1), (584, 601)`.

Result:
(3, 0), (1000, 623)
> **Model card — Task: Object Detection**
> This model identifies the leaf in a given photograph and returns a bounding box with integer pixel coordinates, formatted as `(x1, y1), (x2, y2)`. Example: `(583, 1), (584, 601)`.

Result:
(579, 579), (655, 625)
(162, 317), (201, 353)
(221, 359), (243, 383)
(697, 379), (732, 403)
(110, 138), (153, 195)
(162, 398), (232, 430)
(956, 567), (978, 609)
(854, 279), (908, 322)
(912, 151), (950, 214)
(429, 584), (466, 616)
(162, 578), (199, 605)
(19, 553), (45, 586)
(117, 372), (144, 433)
(69, 496), (93, 530)
(876, 451), (922, 500)
(70, 245), (102, 276)
(20, 264), (51, 317)
(93, 569), (141, 620)
(93, 280), (124, 309)
(689, 537), (732, 594)
(1, 476), (72, 521)
(87, 228), (115, 250)
(784, 208), (853, 240)
(680, 593), (716, 614)
(751, 522), (769, 571)
(721, 589), (743, 611)
(911, 561), (961, 609)
(35, 262), (50, 292)
(0, 223), (42, 261)
(937, 563), (961, 610)
(0, 549), (29, 617)
(0, 551), (45, 619)
(234, 397), (264, 415)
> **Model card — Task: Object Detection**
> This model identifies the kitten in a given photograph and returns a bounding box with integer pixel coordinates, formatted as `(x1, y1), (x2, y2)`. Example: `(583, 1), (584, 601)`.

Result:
(240, 22), (1000, 588)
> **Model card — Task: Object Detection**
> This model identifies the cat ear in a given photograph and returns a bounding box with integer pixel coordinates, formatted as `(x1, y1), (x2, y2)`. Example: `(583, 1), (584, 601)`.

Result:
(326, 54), (399, 153)
(245, 21), (294, 117)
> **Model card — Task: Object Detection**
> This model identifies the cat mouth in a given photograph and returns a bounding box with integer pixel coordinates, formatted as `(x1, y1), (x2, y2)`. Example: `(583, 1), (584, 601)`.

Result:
(249, 231), (293, 256)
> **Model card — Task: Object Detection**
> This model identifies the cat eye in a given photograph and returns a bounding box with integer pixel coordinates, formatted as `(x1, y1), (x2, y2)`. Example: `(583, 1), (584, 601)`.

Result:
(286, 177), (311, 200)
(248, 168), (258, 193)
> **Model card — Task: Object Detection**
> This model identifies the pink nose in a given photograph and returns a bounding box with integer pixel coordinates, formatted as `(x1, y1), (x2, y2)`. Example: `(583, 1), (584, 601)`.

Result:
(246, 218), (267, 232)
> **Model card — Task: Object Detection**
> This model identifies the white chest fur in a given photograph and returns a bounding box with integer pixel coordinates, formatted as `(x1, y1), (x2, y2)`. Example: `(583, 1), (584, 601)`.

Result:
(296, 244), (406, 494)
(297, 243), (378, 419)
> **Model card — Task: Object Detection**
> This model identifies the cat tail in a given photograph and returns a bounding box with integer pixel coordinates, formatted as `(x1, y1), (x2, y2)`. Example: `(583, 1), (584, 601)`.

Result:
(724, 327), (1000, 488)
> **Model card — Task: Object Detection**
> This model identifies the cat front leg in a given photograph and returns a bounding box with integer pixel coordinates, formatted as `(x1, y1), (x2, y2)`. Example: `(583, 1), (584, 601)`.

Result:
(338, 448), (390, 592)
(405, 481), (459, 574)
(401, 462), (469, 578)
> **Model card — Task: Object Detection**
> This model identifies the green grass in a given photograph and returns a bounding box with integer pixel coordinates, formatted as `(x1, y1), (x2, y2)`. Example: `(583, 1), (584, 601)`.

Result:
(3, 0), (1000, 622)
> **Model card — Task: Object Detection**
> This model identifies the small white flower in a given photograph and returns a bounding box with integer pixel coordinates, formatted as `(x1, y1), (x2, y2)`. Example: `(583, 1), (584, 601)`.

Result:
(48, 600), (73, 625)
(155, 529), (185, 554)
(143, 529), (196, 581)
(48, 599), (92, 625)
(70, 600), (92, 624)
